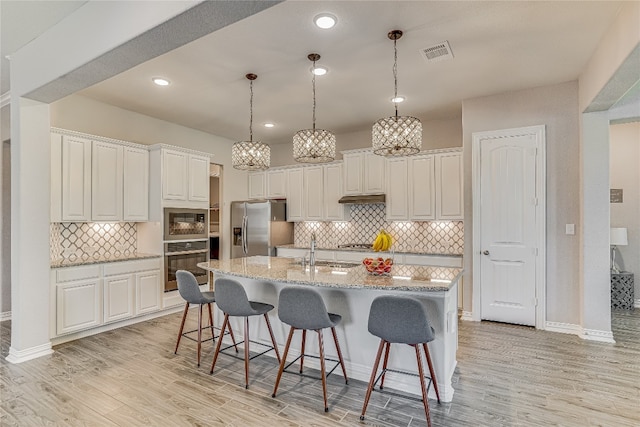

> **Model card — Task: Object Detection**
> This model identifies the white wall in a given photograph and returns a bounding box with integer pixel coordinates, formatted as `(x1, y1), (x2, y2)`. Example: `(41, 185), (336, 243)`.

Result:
(462, 81), (581, 324)
(269, 116), (462, 167)
(50, 94), (248, 259)
(610, 122), (640, 297)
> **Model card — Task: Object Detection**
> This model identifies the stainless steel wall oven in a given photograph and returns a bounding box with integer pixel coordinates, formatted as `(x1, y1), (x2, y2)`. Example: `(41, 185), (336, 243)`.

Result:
(164, 240), (208, 292)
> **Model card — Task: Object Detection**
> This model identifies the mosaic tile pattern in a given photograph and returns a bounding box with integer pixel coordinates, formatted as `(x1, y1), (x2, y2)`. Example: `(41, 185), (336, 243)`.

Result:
(294, 204), (463, 255)
(51, 222), (137, 261)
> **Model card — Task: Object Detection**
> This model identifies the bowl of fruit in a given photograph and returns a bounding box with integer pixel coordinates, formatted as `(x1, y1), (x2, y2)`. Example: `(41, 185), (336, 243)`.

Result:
(363, 257), (393, 276)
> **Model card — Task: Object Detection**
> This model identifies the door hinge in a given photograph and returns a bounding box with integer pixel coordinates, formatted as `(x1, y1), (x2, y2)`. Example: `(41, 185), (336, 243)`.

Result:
(531, 197), (538, 206)
(533, 297), (538, 307)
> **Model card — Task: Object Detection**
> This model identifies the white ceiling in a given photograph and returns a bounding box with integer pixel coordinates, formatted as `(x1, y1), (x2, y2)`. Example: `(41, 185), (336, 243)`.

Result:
(2, 1), (627, 145)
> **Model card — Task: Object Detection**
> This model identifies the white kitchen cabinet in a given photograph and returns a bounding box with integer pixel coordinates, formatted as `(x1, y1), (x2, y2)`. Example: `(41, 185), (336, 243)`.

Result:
(435, 152), (463, 220)
(135, 270), (161, 315)
(188, 154), (210, 203)
(323, 163), (349, 221)
(267, 169), (287, 199)
(162, 149), (189, 201)
(248, 171), (266, 199)
(56, 278), (102, 335)
(92, 141), (124, 221)
(123, 146), (149, 221)
(304, 166), (324, 220)
(61, 135), (92, 221)
(385, 157), (409, 220)
(343, 150), (386, 195)
(409, 155), (436, 220)
(103, 274), (134, 323)
(286, 168), (304, 221)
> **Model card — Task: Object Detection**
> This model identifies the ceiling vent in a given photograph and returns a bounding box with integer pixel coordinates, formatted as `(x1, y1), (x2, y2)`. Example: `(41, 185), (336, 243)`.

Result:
(420, 41), (454, 63)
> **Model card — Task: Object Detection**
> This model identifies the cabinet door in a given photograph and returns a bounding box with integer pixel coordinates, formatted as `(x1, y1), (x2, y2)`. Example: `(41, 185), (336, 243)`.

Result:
(162, 149), (188, 201)
(267, 169), (287, 199)
(436, 152), (464, 220)
(136, 270), (161, 315)
(324, 163), (347, 220)
(364, 151), (386, 194)
(189, 155), (210, 202)
(248, 172), (266, 199)
(409, 155), (436, 220)
(104, 274), (134, 323)
(304, 166), (324, 220)
(386, 158), (409, 220)
(62, 135), (92, 221)
(92, 141), (124, 221)
(286, 168), (304, 221)
(343, 153), (363, 195)
(57, 279), (102, 335)
(123, 146), (149, 221)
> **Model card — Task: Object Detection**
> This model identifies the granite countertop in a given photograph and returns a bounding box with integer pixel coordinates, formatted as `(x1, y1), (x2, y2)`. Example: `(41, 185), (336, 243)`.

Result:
(198, 256), (462, 292)
(51, 252), (162, 268)
(276, 243), (462, 258)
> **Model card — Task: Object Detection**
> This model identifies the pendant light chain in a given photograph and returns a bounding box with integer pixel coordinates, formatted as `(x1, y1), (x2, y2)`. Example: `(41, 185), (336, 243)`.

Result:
(393, 37), (398, 119)
(312, 57), (317, 132)
(249, 78), (254, 142)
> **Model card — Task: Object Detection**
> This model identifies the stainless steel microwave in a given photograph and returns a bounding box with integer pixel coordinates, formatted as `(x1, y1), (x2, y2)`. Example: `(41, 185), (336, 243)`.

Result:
(163, 208), (208, 241)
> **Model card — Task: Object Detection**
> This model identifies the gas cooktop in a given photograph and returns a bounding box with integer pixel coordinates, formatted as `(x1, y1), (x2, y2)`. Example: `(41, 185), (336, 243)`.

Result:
(337, 243), (373, 250)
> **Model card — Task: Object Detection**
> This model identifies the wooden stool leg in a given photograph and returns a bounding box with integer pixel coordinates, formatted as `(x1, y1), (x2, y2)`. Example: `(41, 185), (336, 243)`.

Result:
(299, 329), (307, 373)
(360, 339), (386, 421)
(380, 341), (391, 389)
(264, 313), (281, 363)
(210, 314), (229, 374)
(174, 302), (189, 354)
(207, 303), (215, 342)
(423, 343), (441, 403)
(227, 320), (238, 352)
(244, 317), (250, 389)
(415, 344), (432, 427)
(317, 330), (329, 412)
(272, 327), (295, 398)
(331, 327), (348, 384)
(197, 304), (203, 367)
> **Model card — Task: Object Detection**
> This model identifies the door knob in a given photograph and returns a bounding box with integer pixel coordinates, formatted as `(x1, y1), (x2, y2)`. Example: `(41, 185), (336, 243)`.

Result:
(482, 250), (490, 255)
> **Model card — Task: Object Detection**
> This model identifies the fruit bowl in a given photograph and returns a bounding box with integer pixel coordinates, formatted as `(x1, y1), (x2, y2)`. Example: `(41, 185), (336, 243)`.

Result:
(362, 257), (393, 276)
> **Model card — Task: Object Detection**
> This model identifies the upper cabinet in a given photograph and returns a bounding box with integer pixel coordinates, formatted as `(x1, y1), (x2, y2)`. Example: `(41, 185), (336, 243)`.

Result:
(248, 169), (288, 200)
(161, 149), (188, 201)
(435, 152), (463, 220)
(51, 129), (150, 222)
(324, 162), (349, 221)
(248, 171), (265, 199)
(188, 154), (210, 203)
(343, 150), (386, 195)
(286, 168), (304, 221)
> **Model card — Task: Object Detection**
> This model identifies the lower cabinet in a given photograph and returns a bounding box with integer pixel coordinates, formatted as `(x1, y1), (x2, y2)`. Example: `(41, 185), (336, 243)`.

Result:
(53, 258), (162, 337)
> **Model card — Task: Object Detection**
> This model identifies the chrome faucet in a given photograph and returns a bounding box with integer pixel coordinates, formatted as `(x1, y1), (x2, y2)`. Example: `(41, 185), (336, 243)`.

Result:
(309, 232), (317, 267)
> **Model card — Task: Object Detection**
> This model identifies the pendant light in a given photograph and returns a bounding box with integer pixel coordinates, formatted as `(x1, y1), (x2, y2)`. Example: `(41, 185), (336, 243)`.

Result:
(293, 53), (336, 163)
(372, 30), (422, 156)
(232, 73), (270, 170)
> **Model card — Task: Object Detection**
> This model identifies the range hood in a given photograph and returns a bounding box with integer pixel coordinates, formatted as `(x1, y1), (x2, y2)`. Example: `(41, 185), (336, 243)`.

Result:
(338, 194), (386, 204)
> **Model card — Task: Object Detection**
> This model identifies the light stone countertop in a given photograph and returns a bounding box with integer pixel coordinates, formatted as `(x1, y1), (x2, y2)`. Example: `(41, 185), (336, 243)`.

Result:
(276, 243), (463, 258)
(198, 256), (462, 292)
(51, 252), (162, 268)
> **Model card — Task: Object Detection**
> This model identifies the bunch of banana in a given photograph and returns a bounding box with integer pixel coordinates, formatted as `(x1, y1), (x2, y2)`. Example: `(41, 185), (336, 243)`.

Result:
(372, 229), (393, 252)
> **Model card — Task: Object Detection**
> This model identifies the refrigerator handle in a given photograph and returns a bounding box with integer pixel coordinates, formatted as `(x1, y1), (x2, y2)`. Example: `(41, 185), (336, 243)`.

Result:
(242, 215), (248, 255)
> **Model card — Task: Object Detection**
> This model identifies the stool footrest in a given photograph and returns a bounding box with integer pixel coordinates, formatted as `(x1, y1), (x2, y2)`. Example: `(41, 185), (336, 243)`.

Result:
(372, 368), (434, 403)
(180, 326), (230, 343)
(282, 353), (342, 381)
(217, 339), (277, 362)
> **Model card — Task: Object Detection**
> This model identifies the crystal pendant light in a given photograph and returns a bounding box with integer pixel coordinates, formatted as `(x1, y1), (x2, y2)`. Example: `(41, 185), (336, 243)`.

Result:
(232, 73), (270, 170)
(293, 53), (336, 163)
(372, 30), (422, 156)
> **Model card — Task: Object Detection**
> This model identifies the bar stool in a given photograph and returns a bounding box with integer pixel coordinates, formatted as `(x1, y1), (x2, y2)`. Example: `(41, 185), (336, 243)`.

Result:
(174, 270), (237, 367)
(210, 278), (281, 389)
(272, 287), (348, 412)
(360, 295), (441, 427)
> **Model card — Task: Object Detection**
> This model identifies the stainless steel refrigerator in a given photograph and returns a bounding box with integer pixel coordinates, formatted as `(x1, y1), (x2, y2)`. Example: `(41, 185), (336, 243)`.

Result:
(231, 200), (293, 258)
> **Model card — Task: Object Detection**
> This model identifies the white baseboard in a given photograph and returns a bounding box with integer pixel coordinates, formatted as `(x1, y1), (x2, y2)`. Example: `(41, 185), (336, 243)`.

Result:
(545, 321), (582, 335)
(635, 299), (640, 308)
(5, 342), (54, 364)
(581, 328), (615, 343)
(545, 321), (615, 343)
(460, 311), (474, 321)
(0, 311), (11, 322)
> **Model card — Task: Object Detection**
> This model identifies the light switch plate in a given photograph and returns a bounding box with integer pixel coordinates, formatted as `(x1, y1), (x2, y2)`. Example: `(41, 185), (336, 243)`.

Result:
(566, 224), (575, 235)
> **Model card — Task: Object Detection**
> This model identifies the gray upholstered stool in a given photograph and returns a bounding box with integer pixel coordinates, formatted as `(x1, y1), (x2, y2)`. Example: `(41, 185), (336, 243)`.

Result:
(271, 287), (348, 412)
(210, 278), (281, 389)
(174, 270), (237, 367)
(360, 295), (441, 427)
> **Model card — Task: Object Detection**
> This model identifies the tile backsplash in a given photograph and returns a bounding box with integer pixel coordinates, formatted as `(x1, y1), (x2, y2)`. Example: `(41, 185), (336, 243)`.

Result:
(294, 204), (463, 255)
(51, 222), (137, 261)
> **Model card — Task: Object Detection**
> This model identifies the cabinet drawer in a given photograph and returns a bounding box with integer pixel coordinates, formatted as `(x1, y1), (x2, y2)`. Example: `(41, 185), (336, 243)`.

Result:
(404, 254), (462, 267)
(277, 248), (307, 258)
(56, 265), (101, 283)
(103, 258), (161, 276)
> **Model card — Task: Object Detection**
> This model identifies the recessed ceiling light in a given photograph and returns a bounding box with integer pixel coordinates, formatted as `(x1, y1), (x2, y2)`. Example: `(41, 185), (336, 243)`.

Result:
(312, 66), (328, 76)
(264, 123), (275, 128)
(391, 96), (405, 103)
(152, 77), (170, 86)
(314, 13), (337, 29)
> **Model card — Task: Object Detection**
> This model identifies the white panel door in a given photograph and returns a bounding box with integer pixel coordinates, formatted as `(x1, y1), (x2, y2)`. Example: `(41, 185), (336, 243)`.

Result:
(286, 168), (304, 221)
(409, 155), (436, 220)
(480, 136), (538, 326)
(304, 166), (324, 220)
(92, 141), (124, 221)
(248, 172), (266, 199)
(104, 274), (134, 323)
(364, 151), (386, 194)
(324, 163), (347, 220)
(61, 135), (92, 221)
(188, 155), (210, 202)
(57, 279), (102, 335)
(436, 152), (464, 220)
(123, 146), (149, 221)
(136, 270), (161, 315)
(385, 158), (408, 220)
(162, 149), (188, 201)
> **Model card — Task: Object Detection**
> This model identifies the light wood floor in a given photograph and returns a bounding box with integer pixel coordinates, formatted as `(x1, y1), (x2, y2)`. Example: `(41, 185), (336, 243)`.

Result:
(1, 309), (638, 426)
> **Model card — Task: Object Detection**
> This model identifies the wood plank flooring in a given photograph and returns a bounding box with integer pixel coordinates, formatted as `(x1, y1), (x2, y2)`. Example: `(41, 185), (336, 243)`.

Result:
(1, 309), (638, 426)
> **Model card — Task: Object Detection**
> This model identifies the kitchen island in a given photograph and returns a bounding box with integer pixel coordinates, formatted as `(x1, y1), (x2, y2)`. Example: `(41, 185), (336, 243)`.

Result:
(197, 256), (462, 401)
